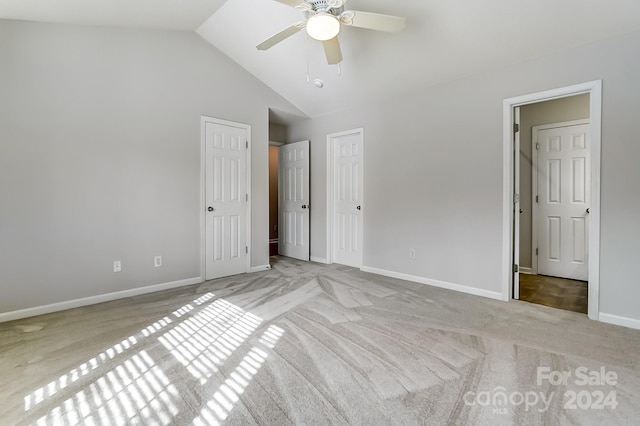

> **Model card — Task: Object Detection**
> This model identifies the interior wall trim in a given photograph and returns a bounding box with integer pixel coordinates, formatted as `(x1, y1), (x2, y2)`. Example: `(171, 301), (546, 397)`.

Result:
(599, 313), (640, 330)
(0, 277), (203, 323)
(249, 265), (272, 273)
(361, 266), (503, 301)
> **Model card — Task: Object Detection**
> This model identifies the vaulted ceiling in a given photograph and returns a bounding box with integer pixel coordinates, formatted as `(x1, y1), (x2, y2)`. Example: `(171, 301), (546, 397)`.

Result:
(4, 0), (640, 118)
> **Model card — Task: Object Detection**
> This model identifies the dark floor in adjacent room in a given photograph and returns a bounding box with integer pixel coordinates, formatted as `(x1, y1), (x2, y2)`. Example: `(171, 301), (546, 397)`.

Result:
(519, 273), (588, 314)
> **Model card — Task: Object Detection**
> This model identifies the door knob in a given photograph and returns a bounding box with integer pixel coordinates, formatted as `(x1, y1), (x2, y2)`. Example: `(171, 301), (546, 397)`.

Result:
(586, 208), (590, 214)
(302, 205), (308, 209)
(208, 206), (215, 212)
(356, 206), (361, 211)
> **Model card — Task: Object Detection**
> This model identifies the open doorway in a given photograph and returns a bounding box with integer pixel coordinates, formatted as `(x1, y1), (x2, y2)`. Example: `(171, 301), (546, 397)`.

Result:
(268, 108), (312, 262)
(502, 80), (602, 321)
(268, 119), (287, 257)
(518, 95), (590, 313)
(268, 143), (282, 256)
(269, 139), (312, 261)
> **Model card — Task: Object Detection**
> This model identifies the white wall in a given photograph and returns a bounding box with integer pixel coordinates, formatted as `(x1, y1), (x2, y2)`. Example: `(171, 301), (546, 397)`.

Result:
(0, 20), (302, 314)
(290, 31), (640, 323)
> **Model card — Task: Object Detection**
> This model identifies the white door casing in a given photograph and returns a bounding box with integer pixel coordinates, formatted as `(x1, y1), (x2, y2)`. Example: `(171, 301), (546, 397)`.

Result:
(534, 120), (590, 281)
(327, 129), (364, 268)
(513, 107), (521, 299)
(278, 140), (310, 261)
(202, 117), (250, 280)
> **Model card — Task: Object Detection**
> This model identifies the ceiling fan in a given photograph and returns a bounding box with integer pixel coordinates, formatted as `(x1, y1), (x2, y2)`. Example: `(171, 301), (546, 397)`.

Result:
(257, 0), (406, 65)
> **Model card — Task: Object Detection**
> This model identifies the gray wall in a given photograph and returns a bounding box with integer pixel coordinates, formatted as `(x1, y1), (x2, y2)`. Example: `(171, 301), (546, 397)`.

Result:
(289, 31), (640, 322)
(0, 20), (301, 313)
(519, 94), (590, 268)
(268, 122), (287, 144)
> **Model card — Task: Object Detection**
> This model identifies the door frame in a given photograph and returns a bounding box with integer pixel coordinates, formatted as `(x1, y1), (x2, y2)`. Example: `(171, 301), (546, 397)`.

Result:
(531, 119), (591, 276)
(502, 80), (602, 320)
(326, 128), (364, 266)
(200, 116), (252, 280)
(513, 107), (521, 299)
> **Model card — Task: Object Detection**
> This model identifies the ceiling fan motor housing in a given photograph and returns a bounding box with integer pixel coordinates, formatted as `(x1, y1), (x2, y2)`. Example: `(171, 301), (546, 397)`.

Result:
(305, 0), (344, 17)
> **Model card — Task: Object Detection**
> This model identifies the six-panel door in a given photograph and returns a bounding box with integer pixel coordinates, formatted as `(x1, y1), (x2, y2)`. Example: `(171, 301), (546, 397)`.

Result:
(205, 121), (248, 280)
(536, 123), (590, 281)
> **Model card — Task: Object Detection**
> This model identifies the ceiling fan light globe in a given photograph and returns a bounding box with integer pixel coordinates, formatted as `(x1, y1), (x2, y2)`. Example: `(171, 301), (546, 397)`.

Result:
(306, 13), (340, 41)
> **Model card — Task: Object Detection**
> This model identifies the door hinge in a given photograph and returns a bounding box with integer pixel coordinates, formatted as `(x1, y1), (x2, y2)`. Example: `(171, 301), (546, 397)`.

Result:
(514, 193), (520, 204)
(536, 142), (540, 150)
(513, 123), (520, 133)
(245, 246), (248, 254)
(246, 193), (248, 202)
(536, 195), (539, 203)
(536, 248), (539, 256)
(513, 264), (519, 273)
(246, 140), (249, 149)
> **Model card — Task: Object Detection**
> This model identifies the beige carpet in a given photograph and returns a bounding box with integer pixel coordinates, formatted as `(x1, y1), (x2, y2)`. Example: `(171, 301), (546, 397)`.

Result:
(1, 256), (639, 425)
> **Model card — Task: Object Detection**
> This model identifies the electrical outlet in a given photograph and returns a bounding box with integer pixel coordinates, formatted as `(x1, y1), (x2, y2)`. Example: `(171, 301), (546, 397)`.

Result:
(154, 256), (162, 267)
(113, 260), (122, 272)
(409, 249), (416, 260)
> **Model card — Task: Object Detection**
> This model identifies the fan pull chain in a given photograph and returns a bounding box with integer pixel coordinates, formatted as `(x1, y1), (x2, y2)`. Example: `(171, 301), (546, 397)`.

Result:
(337, 63), (342, 76)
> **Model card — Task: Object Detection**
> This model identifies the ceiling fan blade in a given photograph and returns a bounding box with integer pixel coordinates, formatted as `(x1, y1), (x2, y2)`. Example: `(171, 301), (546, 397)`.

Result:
(327, 0), (347, 8)
(343, 10), (406, 33)
(322, 37), (343, 65)
(257, 23), (304, 50)
(273, 0), (302, 7)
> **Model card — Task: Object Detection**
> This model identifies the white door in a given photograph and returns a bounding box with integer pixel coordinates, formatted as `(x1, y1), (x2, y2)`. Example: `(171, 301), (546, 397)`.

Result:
(204, 119), (249, 280)
(278, 140), (310, 261)
(535, 121), (590, 281)
(330, 129), (364, 268)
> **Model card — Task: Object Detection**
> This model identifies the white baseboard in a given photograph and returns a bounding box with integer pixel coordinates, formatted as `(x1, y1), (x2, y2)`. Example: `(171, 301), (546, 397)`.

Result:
(0, 277), (202, 323)
(361, 266), (504, 301)
(250, 264), (272, 273)
(599, 313), (640, 330)
(520, 267), (533, 274)
(310, 257), (329, 264)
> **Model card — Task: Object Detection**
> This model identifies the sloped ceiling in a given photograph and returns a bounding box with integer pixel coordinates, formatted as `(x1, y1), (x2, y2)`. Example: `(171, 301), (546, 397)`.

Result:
(4, 0), (640, 118)
(0, 0), (228, 30)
